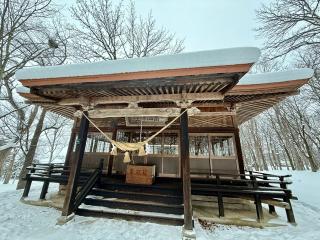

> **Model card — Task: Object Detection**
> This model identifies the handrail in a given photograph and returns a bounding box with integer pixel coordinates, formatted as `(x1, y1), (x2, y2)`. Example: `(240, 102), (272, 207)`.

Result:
(73, 168), (100, 210)
(245, 170), (292, 178)
(191, 170), (293, 192)
(73, 159), (104, 211)
(190, 170), (292, 180)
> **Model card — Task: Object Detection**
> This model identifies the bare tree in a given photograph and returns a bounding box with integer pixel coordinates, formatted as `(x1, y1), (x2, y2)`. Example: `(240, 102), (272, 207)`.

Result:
(0, 0), (71, 188)
(42, 113), (71, 164)
(256, 0), (320, 60)
(16, 109), (46, 189)
(70, 0), (184, 62)
(296, 47), (320, 105)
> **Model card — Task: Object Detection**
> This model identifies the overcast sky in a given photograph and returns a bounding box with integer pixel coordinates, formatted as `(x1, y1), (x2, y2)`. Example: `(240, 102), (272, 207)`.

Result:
(58, 0), (268, 52)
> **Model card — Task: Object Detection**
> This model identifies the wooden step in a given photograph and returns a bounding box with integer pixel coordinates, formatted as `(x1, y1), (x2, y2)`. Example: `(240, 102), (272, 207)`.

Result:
(91, 188), (183, 205)
(100, 182), (182, 196)
(76, 207), (184, 226)
(83, 196), (184, 215)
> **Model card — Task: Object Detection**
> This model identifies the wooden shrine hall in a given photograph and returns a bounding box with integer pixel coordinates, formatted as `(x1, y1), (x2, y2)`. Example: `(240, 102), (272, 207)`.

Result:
(16, 47), (313, 238)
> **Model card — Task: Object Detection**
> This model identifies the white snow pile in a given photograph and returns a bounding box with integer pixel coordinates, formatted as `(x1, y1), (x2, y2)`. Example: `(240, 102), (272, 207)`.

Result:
(15, 47), (260, 80)
(0, 171), (320, 240)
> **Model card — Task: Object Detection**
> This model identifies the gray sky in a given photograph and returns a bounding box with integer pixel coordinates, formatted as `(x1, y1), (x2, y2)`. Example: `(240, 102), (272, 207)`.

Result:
(134, 0), (266, 51)
(58, 0), (267, 52)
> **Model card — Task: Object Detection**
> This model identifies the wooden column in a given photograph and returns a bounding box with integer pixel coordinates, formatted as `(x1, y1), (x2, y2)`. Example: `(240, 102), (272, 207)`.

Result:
(62, 112), (89, 216)
(234, 128), (245, 175)
(179, 108), (193, 230)
(64, 123), (77, 169)
(107, 127), (117, 176)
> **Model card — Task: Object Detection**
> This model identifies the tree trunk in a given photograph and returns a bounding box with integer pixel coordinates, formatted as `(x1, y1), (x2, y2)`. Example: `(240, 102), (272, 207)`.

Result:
(301, 131), (318, 172)
(0, 147), (13, 178)
(3, 150), (17, 184)
(16, 109), (47, 190)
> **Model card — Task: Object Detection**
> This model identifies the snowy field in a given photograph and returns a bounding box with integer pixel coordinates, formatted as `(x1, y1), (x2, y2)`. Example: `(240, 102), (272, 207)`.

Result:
(0, 171), (319, 240)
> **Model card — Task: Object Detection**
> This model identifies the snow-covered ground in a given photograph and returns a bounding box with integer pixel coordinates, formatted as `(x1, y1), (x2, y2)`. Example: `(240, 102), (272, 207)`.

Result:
(0, 171), (319, 240)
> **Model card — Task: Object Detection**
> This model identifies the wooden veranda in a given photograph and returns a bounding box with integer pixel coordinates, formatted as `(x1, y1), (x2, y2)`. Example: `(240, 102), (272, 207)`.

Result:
(23, 163), (296, 224)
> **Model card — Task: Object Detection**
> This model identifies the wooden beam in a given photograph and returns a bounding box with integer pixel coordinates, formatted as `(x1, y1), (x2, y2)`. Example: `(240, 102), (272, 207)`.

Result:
(73, 126), (237, 133)
(180, 108), (193, 231)
(88, 108), (181, 118)
(196, 111), (236, 117)
(84, 107), (201, 118)
(62, 112), (89, 216)
(58, 92), (224, 106)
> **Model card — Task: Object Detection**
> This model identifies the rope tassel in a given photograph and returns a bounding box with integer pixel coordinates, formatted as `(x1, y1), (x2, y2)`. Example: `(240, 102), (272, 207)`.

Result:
(110, 145), (117, 155)
(138, 145), (146, 156)
(123, 151), (131, 163)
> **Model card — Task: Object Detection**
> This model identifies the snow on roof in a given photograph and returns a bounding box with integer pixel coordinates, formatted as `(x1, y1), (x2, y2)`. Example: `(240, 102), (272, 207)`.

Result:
(239, 68), (314, 85)
(16, 86), (30, 94)
(15, 47), (260, 80)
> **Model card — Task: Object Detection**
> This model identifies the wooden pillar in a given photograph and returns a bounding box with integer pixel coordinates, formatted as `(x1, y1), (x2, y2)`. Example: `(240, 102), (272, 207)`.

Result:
(107, 127), (117, 176)
(180, 108), (193, 231)
(216, 175), (224, 217)
(234, 128), (245, 175)
(64, 126), (77, 169)
(62, 112), (89, 216)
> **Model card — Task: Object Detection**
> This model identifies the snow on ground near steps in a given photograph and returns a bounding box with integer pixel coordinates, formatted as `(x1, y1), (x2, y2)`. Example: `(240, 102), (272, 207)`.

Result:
(0, 183), (182, 240)
(0, 171), (320, 240)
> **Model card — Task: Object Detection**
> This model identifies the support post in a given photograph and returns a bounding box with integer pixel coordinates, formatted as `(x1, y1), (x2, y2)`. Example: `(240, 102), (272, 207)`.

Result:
(62, 112), (89, 217)
(254, 194), (264, 222)
(22, 164), (35, 198)
(284, 197), (296, 223)
(216, 175), (224, 217)
(59, 126), (77, 194)
(40, 164), (53, 200)
(64, 127), (77, 169)
(98, 158), (104, 186)
(234, 128), (245, 175)
(280, 176), (296, 223)
(268, 205), (276, 214)
(179, 108), (193, 232)
(107, 126), (117, 176)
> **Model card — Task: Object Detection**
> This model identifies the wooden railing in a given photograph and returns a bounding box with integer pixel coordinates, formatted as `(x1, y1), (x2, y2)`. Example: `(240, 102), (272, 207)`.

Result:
(73, 159), (104, 211)
(22, 164), (296, 224)
(190, 170), (296, 223)
(22, 162), (101, 200)
(22, 163), (69, 198)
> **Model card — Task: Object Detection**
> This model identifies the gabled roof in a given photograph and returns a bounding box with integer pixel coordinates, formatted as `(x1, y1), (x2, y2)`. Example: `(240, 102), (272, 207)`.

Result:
(15, 47), (314, 126)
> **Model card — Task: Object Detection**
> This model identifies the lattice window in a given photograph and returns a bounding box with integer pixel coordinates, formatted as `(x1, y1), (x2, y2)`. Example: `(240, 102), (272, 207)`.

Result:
(189, 136), (209, 157)
(210, 136), (235, 157)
